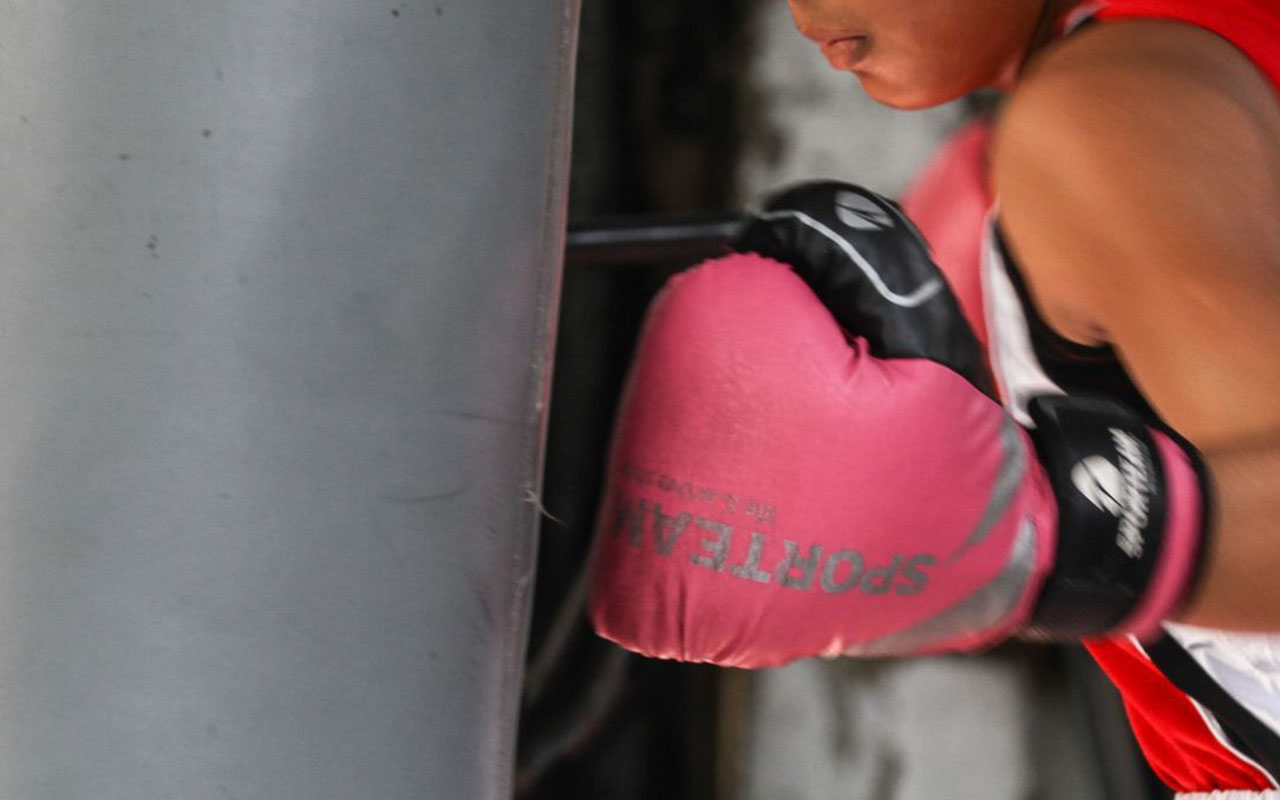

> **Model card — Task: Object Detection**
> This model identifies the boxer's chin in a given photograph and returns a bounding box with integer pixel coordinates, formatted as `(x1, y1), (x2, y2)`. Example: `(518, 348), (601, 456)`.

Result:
(856, 71), (970, 111)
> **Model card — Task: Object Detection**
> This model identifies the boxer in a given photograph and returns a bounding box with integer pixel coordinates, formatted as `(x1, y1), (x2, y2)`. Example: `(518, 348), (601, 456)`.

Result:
(589, 1), (1280, 795)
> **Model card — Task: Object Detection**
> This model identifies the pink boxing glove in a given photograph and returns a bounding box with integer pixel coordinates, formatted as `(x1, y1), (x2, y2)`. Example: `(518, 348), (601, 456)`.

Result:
(588, 182), (1210, 667)
(900, 118), (993, 349)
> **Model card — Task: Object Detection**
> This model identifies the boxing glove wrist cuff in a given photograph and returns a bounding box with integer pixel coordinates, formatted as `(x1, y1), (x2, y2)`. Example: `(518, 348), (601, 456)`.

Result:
(1022, 395), (1211, 641)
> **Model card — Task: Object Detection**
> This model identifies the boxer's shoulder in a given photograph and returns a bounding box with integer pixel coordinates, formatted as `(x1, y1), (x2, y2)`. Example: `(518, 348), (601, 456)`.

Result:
(993, 16), (1279, 229)
(998, 14), (1280, 241)
(992, 13), (1279, 245)
(1021, 17), (1275, 105)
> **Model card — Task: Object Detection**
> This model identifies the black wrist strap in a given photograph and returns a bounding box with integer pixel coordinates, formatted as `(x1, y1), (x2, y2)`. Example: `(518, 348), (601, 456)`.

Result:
(1021, 394), (1207, 640)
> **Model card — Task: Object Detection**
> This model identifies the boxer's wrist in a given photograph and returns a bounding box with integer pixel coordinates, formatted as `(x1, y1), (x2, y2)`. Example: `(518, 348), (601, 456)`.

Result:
(1021, 395), (1209, 641)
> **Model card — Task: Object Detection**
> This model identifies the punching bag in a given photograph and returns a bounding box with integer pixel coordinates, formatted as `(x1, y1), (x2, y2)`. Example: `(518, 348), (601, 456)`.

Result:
(0, 1), (578, 797)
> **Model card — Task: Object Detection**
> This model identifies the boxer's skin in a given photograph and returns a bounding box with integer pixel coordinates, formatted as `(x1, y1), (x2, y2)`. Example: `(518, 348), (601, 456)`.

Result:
(787, 0), (1280, 630)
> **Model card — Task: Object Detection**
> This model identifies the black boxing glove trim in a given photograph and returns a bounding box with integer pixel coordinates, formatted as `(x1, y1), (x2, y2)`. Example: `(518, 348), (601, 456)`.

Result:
(1022, 394), (1174, 639)
(733, 181), (998, 401)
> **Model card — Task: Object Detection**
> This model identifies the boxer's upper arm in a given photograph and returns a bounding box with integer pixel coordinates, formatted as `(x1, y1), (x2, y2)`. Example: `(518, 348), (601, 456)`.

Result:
(992, 20), (1280, 451)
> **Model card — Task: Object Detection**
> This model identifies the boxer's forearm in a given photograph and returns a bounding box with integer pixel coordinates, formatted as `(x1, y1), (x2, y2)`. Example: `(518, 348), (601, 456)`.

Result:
(1174, 440), (1280, 631)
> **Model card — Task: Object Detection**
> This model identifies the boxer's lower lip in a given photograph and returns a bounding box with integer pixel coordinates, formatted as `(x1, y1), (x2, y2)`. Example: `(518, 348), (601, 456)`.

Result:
(834, 35), (872, 68)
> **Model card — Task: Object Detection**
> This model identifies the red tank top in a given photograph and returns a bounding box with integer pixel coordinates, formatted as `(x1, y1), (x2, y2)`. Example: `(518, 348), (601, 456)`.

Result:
(1074, 0), (1280, 93)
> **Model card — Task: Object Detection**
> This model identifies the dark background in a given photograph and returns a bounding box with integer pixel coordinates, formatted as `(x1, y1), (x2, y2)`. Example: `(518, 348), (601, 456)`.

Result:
(516, 2), (751, 798)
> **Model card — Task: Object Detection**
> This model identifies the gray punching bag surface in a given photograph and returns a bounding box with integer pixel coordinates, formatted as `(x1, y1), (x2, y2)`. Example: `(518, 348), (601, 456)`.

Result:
(0, 1), (578, 797)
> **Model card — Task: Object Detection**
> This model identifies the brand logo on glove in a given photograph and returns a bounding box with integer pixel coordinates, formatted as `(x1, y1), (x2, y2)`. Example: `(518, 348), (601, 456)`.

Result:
(611, 494), (936, 596)
(834, 190), (894, 231)
(1070, 429), (1152, 558)
(1071, 457), (1125, 516)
